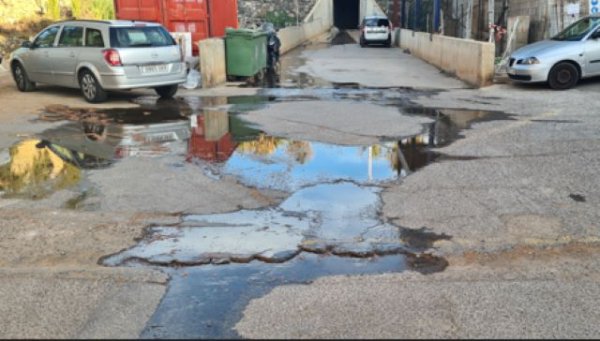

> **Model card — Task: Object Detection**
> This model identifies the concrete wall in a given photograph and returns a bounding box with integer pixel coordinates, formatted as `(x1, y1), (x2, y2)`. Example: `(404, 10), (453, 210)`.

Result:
(398, 29), (495, 87)
(280, 0), (334, 54)
(360, 0), (386, 20)
(198, 38), (227, 88)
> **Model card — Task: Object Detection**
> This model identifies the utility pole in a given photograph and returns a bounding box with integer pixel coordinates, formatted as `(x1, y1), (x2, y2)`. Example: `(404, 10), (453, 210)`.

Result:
(434, 0), (441, 32)
(295, 0), (300, 26)
(414, 0), (421, 31)
(401, 0), (406, 28)
(465, 0), (473, 39)
(392, 0), (400, 27)
(488, 0), (495, 42)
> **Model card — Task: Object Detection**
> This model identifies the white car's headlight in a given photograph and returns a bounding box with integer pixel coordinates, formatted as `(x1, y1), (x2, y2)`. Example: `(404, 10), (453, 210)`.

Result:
(520, 57), (540, 65)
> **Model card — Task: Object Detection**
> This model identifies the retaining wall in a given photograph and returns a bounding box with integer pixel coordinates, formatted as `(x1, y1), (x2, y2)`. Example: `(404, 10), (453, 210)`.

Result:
(398, 29), (495, 87)
(279, 0), (334, 54)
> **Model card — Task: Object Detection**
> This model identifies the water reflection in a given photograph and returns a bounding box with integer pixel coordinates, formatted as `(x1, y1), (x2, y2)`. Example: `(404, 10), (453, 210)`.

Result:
(222, 139), (400, 192)
(0, 139), (90, 199)
(2, 98), (510, 200)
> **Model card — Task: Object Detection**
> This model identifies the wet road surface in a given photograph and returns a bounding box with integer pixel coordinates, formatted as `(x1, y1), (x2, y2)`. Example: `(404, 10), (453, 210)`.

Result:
(0, 32), (514, 338)
(0, 92), (512, 338)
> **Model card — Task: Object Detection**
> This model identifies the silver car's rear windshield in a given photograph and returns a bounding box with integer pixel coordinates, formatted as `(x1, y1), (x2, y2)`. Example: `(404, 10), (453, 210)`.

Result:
(109, 26), (176, 48)
(365, 18), (389, 27)
(552, 17), (600, 41)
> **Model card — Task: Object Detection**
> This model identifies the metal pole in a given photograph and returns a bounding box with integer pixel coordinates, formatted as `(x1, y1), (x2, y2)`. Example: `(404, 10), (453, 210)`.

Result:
(465, 0), (473, 39)
(401, 0), (406, 28)
(488, 0), (495, 42)
(434, 0), (441, 32)
(295, 0), (300, 26)
(415, 0), (420, 30)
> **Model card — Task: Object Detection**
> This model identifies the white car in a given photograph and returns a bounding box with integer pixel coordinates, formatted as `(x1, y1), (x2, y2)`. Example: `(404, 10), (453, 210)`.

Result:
(359, 16), (392, 48)
(508, 15), (600, 89)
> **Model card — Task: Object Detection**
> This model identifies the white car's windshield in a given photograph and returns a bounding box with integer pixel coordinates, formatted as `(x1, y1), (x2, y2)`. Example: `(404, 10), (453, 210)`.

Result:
(552, 17), (600, 41)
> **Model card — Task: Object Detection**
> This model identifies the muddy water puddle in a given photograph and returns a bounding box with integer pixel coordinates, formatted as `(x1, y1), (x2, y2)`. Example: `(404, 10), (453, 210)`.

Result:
(0, 94), (510, 200)
(0, 94), (511, 338)
(141, 253), (411, 339)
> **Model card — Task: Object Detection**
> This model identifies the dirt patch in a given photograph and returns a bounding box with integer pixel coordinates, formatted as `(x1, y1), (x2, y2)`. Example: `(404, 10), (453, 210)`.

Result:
(450, 241), (600, 267)
(0, 207), (159, 268)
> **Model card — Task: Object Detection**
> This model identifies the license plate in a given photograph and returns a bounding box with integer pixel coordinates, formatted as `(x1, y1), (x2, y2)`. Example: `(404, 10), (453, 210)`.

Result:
(140, 64), (169, 74)
(145, 132), (178, 143)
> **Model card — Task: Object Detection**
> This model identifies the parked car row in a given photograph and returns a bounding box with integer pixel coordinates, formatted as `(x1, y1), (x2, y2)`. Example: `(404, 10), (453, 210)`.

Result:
(8, 14), (600, 101)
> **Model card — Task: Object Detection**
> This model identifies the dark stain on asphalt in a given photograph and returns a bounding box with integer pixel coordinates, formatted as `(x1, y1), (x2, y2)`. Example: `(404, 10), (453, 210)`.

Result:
(405, 253), (449, 274)
(332, 82), (362, 89)
(401, 227), (452, 251)
(569, 194), (586, 203)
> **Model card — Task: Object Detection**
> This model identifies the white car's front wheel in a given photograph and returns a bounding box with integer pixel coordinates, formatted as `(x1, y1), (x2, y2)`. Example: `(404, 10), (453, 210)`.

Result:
(548, 62), (579, 90)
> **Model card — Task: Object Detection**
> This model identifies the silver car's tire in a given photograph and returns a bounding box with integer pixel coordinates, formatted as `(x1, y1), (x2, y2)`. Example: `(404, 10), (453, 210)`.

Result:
(79, 70), (107, 103)
(155, 84), (178, 98)
(548, 62), (579, 90)
(12, 63), (36, 92)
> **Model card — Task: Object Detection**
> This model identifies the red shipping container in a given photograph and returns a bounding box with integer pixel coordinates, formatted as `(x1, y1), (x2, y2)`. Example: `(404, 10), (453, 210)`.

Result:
(113, 0), (238, 56)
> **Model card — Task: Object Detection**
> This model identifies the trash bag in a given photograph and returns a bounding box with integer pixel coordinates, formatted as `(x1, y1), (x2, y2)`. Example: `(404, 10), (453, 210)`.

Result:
(181, 69), (201, 89)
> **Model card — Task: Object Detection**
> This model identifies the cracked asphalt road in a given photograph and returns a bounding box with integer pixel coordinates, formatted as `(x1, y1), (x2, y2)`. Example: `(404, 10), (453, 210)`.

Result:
(1, 33), (599, 338)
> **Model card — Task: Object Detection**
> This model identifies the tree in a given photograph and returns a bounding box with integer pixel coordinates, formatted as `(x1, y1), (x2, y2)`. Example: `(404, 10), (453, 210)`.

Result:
(47, 0), (60, 20)
(71, 0), (81, 18)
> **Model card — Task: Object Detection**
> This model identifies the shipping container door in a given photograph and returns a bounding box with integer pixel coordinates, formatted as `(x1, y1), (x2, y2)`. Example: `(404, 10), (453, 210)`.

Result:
(164, 0), (209, 55)
(114, 0), (164, 23)
(208, 0), (238, 37)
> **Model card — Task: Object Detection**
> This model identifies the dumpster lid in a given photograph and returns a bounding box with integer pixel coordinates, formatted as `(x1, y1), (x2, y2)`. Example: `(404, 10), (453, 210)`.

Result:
(225, 27), (267, 38)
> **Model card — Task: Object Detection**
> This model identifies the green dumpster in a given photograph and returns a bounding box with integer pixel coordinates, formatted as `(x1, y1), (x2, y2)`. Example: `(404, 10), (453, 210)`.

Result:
(225, 28), (267, 78)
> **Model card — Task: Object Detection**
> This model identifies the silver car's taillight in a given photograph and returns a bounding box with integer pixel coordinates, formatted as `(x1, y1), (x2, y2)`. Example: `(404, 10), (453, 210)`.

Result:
(103, 49), (122, 67)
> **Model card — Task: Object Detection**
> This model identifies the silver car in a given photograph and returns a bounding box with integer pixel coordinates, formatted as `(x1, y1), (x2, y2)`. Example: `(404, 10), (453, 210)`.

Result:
(9, 20), (187, 102)
(508, 15), (600, 89)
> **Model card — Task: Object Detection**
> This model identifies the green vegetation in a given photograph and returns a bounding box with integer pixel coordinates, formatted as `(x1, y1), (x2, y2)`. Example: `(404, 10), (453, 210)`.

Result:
(71, 0), (82, 19)
(265, 10), (297, 30)
(0, 0), (115, 60)
(47, 0), (61, 20)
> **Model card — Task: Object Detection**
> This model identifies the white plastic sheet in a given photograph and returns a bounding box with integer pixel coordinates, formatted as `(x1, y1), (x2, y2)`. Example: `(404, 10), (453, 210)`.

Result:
(181, 69), (201, 89)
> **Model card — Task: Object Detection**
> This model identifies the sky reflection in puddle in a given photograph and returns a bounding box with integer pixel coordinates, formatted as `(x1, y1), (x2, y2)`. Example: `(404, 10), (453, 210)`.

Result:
(0, 95), (510, 202)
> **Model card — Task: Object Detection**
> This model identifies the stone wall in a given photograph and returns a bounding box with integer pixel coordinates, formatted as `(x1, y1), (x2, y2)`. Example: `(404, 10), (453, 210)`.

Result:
(238, 0), (319, 28)
(507, 0), (588, 42)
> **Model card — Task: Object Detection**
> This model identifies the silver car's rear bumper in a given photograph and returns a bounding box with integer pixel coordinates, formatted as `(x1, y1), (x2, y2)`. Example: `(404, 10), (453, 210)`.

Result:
(99, 62), (187, 89)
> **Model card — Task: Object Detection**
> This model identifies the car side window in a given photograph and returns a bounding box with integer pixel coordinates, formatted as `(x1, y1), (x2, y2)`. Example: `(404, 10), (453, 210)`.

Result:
(33, 26), (60, 48)
(85, 28), (105, 47)
(58, 26), (84, 47)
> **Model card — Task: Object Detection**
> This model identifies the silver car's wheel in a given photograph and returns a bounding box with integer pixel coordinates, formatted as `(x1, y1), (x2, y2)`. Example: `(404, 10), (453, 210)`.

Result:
(154, 84), (178, 98)
(548, 62), (579, 90)
(12, 63), (36, 92)
(79, 70), (107, 103)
